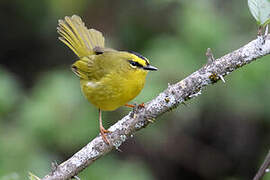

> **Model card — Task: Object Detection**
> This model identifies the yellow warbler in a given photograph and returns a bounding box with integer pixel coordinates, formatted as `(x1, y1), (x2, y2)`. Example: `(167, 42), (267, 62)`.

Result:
(57, 15), (157, 144)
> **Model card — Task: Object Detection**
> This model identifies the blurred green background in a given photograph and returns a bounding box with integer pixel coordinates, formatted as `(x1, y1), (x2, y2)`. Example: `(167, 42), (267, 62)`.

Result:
(0, 0), (270, 179)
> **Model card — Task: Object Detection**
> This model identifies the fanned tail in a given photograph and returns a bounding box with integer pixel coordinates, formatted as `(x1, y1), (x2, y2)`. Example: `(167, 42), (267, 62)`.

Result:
(57, 15), (105, 58)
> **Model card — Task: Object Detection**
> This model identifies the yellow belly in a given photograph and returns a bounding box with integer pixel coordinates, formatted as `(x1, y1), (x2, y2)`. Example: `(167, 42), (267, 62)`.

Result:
(80, 71), (147, 111)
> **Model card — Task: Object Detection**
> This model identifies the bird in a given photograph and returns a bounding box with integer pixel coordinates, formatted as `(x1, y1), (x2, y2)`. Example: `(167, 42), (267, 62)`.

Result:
(57, 15), (157, 144)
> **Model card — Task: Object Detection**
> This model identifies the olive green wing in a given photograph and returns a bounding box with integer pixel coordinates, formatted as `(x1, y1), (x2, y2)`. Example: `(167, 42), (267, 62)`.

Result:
(82, 48), (119, 80)
(57, 15), (105, 58)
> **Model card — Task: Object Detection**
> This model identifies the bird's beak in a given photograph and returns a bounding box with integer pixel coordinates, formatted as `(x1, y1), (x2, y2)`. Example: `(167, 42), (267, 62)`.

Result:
(143, 65), (158, 71)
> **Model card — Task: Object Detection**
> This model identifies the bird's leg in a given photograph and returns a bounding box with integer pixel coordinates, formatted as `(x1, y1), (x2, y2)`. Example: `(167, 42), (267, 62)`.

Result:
(125, 104), (136, 108)
(99, 109), (111, 144)
(125, 103), (145, 108)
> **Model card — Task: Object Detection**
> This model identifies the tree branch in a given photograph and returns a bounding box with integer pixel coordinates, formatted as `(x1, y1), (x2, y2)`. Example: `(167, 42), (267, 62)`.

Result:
(42, 35), (270, 180)
(253, 149), (270, 180)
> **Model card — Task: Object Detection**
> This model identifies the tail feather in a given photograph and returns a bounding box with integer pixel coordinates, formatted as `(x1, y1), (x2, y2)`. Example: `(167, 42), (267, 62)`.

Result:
(57, 15), (105, 58)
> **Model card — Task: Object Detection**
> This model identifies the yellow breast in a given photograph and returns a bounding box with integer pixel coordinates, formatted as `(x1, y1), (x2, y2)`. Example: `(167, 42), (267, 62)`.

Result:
(80, 70), (148, 111)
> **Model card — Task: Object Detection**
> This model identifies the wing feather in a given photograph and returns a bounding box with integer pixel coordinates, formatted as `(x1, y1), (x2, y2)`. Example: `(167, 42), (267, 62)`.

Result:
(57, 15), (105, 58)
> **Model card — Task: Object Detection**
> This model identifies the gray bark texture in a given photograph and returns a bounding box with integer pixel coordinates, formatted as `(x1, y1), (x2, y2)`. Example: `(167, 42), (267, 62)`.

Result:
(253, 150), (270, 180)
(42, 35), (270, 180)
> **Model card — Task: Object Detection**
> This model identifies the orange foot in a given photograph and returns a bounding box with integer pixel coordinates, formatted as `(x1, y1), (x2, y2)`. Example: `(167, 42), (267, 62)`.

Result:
(125, 103), (145, 108)
(100, 126), (111, 145)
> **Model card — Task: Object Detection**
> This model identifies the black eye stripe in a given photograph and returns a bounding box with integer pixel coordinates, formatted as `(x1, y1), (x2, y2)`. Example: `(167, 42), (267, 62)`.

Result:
(128, 60), (143, 67)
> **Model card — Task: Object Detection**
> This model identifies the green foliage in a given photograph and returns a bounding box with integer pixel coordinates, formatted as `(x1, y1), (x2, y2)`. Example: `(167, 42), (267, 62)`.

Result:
(80, 156), (154, 180)
(28, 172), (41, 180)
(265, 170), (270, 180)
(248, 0), (270, 26)
(18, 70), (99, 150)
(0, 0), (270, 179)
(0, 68), (22, 116)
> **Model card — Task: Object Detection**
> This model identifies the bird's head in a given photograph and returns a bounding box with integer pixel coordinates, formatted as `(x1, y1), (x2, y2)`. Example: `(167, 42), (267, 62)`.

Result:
(124, 51), (158, 73)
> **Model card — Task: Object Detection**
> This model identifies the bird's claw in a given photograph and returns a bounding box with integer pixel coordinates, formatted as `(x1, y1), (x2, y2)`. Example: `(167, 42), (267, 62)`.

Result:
(100, 126), (111, 145)
(125, 103), (145, 109)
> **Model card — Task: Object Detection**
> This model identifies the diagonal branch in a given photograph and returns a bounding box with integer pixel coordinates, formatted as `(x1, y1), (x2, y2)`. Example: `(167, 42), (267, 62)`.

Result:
(42, 35), (270, 180)
(253, 149), (270, 180)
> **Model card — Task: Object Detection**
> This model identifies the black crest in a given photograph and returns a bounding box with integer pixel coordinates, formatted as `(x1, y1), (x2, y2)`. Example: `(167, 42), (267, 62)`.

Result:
(127, 50), (147, 60)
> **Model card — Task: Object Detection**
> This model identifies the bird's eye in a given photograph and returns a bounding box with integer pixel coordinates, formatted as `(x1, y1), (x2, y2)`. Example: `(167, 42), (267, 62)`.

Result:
(130, 61), (137, 66)
(128, 60), (142, 68)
